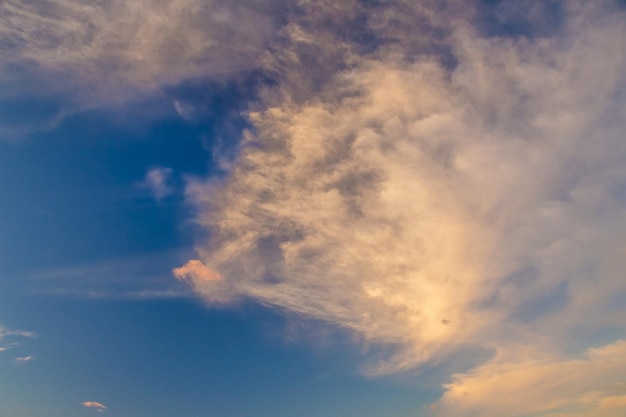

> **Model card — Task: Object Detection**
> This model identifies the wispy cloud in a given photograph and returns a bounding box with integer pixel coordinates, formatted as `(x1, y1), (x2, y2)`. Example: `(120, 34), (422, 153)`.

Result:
(0, 324), (36, 351)
(14, 355), (34, 365)
(141, 167), (174, 201)
(82, 401), (107, 413)
(0, 0), (279, 90)
(0, 0), (282, 139)
(436, 340), (626, 417)
(28, 251), (193, 300)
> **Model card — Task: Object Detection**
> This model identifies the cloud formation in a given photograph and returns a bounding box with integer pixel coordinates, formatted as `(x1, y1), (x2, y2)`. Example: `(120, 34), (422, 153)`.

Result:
(82, 401), (107, 413)
(437, 340), (626, 417)
(170, 2), (626, 414)
(4, 0), (625, 415)
(29, 251), (193, 299)
(0, 324), (36, 351)
(0, 0), (283, 139)
(185, 0), (626, 375)
(142, 167), (174, 201)
(14, 355), (34, 364)
(0, 0), (279, 92)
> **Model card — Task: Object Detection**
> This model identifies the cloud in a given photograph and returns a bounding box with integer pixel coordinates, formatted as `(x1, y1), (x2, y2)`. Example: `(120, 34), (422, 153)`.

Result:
(141, 167), (174, 201)
(0, 0), (279, 91)
(180, 0), (626, 385)
(436, 340), (626, 417)
(14, 355), (34, 364)
(28, 251), (193, 299)
(0, 325), (36, 351)
(82, 401), (107, 413)
(172, 259), (223, 303)
(0, 0), (283, 139)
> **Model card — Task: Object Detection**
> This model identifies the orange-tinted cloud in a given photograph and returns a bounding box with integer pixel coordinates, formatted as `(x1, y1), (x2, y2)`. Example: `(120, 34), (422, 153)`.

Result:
(173, 260), (221, 283)
(82, 401), (107, 413)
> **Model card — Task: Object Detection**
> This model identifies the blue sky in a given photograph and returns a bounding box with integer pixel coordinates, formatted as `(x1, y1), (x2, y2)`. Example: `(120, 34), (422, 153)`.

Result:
(1, 1), (626, 417)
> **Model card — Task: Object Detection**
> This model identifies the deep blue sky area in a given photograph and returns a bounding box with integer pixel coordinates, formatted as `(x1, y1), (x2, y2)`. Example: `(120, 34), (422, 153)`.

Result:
(0, 297), (431, 417)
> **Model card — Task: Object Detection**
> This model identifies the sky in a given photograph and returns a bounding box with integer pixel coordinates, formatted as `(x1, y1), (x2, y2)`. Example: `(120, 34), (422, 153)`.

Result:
(0, 1), (625, 416)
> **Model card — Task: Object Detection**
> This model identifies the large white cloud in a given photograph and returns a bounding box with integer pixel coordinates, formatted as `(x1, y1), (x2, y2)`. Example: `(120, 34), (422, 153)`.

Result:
(4, 0), (625, 415)
(177, 0), (626, 399)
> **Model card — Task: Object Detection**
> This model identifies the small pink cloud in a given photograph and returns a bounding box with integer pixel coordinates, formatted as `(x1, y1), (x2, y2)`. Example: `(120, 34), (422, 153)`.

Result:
(173, 260), (221, 283)
(82, 401), (107, 412)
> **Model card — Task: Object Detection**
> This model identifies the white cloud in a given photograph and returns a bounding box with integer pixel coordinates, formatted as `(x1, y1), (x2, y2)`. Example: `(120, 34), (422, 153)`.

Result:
(0, 324), (36, 351)
(436, 340), (626, 417)
(82, 401), (107, 413)
(173, 99), (196, 121)
(14, 355), (34, 364)
(180, 0), (626, 386)
(142, 167), (174, 201)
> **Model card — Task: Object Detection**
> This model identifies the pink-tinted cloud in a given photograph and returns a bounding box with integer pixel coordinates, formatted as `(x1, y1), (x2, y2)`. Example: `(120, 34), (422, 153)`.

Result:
(173, 260), (221, 283)
(82, 401), (107, 413)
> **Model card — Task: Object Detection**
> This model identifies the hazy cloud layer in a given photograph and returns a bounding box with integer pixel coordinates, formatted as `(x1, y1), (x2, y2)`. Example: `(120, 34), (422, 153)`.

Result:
(438, 340), (626, 417)
(28, 252), (193, 300)
(0, 0), (279, 91)
(0, 0), (283, 139)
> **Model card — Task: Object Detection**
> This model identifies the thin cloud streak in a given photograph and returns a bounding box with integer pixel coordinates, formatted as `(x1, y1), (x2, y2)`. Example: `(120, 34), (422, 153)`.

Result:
(14, 355), (34, 364)
(0, 325), (36, 351)
(27, 252), (194, 300)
